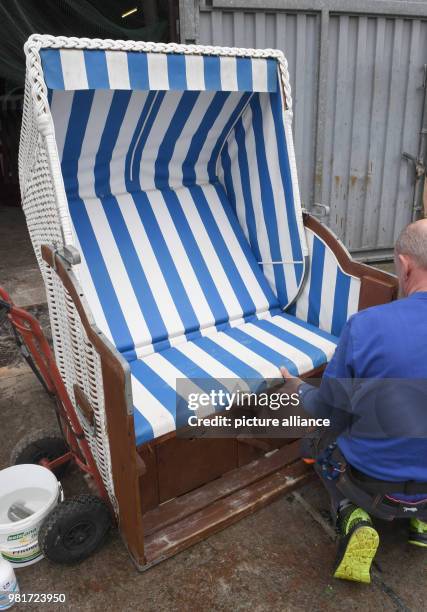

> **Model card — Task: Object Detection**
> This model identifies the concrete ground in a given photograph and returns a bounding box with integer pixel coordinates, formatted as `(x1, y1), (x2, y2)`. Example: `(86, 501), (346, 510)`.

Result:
(1, 207), (426, 612)
(0, 207), (46, 308)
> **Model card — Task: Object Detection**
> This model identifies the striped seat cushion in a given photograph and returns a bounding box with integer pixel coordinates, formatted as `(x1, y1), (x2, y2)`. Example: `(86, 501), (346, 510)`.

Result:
(131, 311), (338, 445)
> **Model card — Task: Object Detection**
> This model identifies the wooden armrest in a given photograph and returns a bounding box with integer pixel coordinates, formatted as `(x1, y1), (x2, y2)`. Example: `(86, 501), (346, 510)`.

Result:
(359, 275), (397, 310)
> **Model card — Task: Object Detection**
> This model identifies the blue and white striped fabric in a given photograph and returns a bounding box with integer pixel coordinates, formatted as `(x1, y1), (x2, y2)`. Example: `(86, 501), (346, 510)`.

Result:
(44, 47), (348, 444)
(130, 312), (338, 444)
(286, 228), (361, 337)
(218, 91), (305, 308)
(41, 49), (278, 92)
(51, 89), (285, 359)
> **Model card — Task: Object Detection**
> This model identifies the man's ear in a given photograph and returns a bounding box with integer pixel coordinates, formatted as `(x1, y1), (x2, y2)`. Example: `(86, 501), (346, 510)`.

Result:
(398, 253), (411, 281)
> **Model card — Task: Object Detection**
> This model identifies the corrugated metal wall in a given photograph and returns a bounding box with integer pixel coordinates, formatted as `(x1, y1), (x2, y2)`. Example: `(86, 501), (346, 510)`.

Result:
(186, 1), (427, 255)
(324, 15), (427, 253)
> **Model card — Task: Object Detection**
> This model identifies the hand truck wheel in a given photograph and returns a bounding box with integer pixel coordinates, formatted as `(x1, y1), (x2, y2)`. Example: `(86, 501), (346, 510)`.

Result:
(10, 428), (71, 479)
(38, 494), (112, 564)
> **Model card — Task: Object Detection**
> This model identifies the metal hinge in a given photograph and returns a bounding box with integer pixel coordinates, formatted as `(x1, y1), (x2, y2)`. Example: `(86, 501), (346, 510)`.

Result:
(310, 203), (330, 219)
(402, 152), (425, 180)
(60, 245), (81, 266)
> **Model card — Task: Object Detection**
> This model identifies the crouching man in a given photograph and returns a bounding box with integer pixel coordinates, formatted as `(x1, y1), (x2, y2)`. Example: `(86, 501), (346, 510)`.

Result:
(281, 219), (427, 584)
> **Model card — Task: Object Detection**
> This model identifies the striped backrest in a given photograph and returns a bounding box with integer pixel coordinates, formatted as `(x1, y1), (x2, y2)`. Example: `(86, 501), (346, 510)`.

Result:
(43, 44), (307, 356)
(286, 228), (361, 337)
(64, 185), (280, 360)
(50, 89), (281, 359)
(53, 89), (257, 195)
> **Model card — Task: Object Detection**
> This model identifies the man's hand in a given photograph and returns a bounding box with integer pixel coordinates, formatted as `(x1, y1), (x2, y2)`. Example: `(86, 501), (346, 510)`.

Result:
(280, 366), (303, 395)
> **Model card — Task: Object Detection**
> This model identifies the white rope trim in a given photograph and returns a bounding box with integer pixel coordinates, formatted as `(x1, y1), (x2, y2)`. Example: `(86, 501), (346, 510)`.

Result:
(24, 35), (293, 124)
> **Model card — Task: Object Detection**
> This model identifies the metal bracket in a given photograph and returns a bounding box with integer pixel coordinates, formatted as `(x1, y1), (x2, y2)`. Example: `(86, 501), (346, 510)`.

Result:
(310, 203), (330, 219)
(402, 151), (426, 179)
(403, 64), (427, 221)
(402, 151), (426, 220)
(59, 245), (82, 266)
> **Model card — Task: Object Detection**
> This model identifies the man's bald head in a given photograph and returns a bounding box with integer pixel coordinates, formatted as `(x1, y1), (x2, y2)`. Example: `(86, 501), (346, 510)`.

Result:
(395, 219), (427, 296)
(395, 219), (427, 270)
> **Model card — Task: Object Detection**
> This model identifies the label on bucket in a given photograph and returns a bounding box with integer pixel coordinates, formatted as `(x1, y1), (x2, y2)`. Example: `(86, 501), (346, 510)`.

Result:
(1, 542), (41, 566)
(6, 527), (37, 543)
(0, 525), (41, 567)
(0, 579), (19, 611)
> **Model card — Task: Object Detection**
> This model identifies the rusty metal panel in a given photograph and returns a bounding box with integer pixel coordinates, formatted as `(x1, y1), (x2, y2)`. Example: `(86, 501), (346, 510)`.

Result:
(191, 1), (427, 255)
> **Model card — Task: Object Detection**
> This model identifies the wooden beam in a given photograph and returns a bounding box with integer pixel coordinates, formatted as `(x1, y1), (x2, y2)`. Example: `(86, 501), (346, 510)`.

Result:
(143, 460), (311, 567)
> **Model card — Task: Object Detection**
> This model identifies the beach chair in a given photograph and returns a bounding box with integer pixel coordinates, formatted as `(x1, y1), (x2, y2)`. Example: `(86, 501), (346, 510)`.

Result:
(19, 35), (397, 569)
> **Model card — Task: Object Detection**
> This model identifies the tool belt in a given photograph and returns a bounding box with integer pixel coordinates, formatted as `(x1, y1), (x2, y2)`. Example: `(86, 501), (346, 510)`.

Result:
(318, 443), (427, 521)
(348, 466), (427, 496)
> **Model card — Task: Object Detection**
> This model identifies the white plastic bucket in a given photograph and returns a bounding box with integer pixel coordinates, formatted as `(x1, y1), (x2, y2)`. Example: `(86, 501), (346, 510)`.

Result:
(0, 465), (62, 567)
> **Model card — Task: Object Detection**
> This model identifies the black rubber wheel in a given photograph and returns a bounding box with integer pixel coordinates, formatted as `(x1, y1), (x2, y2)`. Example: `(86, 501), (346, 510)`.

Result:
(38, 494), (112, 564)
(10, 428), (70, 479)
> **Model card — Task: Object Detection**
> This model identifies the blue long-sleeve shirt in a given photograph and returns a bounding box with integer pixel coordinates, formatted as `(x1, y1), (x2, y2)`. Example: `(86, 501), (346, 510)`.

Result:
(300, 291), (427, 487)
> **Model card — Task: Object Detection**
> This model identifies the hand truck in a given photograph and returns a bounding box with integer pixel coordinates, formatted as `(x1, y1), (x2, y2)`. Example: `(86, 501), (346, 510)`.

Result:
(0, 286), (114, 564)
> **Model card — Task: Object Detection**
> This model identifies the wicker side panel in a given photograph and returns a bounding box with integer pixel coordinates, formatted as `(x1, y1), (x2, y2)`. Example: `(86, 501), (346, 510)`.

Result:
(19, 80), (39, 197)
(20, 133), (70, 388)
(20, 143), (63, 267)
(62, 282), (117, 510)
(19, 100), (117, 511)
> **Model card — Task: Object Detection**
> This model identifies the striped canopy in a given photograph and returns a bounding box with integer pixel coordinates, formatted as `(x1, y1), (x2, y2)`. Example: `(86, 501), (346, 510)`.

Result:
(41, 49), (278, 92)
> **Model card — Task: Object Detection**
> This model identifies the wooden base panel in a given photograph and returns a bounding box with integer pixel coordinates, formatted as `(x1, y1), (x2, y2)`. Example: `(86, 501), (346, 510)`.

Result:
(142, 440), (300, 535)
(135, 443), (312, 570)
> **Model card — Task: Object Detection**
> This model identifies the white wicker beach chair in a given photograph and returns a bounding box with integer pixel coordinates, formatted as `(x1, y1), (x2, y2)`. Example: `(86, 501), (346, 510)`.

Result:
(19, 34), (397, 569)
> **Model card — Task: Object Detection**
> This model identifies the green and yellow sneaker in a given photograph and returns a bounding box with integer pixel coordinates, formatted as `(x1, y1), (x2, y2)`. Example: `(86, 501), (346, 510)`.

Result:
(333, 506), (379, 584)
(408, 518), (427, 548)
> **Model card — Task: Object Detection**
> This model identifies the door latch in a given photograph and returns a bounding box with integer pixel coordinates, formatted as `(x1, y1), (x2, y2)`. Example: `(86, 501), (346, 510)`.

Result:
(402, 152), (426, 179)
